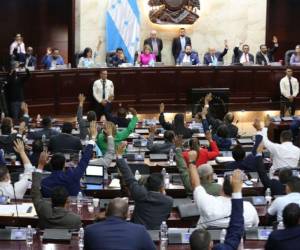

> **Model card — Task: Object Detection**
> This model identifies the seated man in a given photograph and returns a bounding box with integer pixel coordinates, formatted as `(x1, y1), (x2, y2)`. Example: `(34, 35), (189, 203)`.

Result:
(232, 43), (254, 64)
(43, 48), (64, 70)
(189, 151), (259, 228)
(104, 106), (130, 128)
(116, 144), (173, 230)
(0, 140), (34, 199)
(255, 36), (279, 65)
(190, 170), (244, 250)
(28, 116), (59, 140)
(84, 198), (155, 250)
(48, 122), (82, 154)
(255, 142), (292, 196)
(176, 45), (200, 65)
(203, 40), (228, 66)
(175, 137), (221, 196)
(77, 93), (97, 140)
(147, 126), (175, 154)
(110, 48), (128, 67)
(24, 46), (37, 68)
(266, 203), (300, 250)
(32, 157), (81, 229)
(225, 134), (262, 171)
(96, 108), (138, 154)
(254, 116), (300, 175)
(268, 176), (300, 221)
(42, 122), (113, 197)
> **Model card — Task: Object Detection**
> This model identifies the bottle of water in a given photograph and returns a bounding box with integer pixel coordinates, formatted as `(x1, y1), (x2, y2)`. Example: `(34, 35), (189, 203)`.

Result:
(85, 135), (89, 145)
(26, 225), (33, 247)
(135, 170), (141, 181)
(104, 167), (109, 186)
(77, 191), (83, 210)
(265, 188), (272, 205)
(169, 148), (175, 166)
(164, 173), (170, 189)
(277, 221), (284, 230)
(160, 221), (168, 250)
(78, 227), (84, 249)
(1, 112), (5, 121)
(149, 59), (155, 67)
(161, 168), (166, 179)
(220, 228), (227, 244)
(78, 150), (82, 161)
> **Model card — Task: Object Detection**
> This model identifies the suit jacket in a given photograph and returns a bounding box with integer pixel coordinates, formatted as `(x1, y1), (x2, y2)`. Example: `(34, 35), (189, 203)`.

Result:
(233, 47), (254, 64)
(255, 45), (278, 65)
(31, 172), (81, 229)
(172, 36), (192, 61)
(48, 133), (82, 154)
(144, 37), (163, 62)
(147, 134), (175, 154)
(265, 225), (300, 250)
(25, 55), (37, 67)
(41, 144), (93, 197)
(0, 133), (22, 154)
(213, 199), (244, 250)
(206, 113), (239, 138)
(117, 158), (173, 230)
(203, 48), (228, 65)
(84, 216), (156, 250)
(177, 51), (200, 65)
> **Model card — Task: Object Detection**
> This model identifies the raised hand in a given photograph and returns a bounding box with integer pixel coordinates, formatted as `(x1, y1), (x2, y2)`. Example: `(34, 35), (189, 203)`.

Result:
(78, 93), (86, 105)
(231, 169), (243, 193)
(159, 103), (165, 113)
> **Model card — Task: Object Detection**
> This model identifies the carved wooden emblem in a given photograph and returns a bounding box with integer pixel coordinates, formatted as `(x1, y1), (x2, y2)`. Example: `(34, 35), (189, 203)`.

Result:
(148, 0), (200, 24)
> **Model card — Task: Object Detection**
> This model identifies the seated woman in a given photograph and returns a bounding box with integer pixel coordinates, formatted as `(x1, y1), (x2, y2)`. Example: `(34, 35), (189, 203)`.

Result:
(78, 47), (95, 68)
(290, 45), (300, 66)
(138, 45), (156, 66)
(159, 103), (194, 139)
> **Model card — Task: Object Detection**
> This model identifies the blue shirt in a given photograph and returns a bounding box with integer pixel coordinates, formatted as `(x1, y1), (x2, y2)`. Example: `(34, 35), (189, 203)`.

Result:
(43, 55), (65, 69)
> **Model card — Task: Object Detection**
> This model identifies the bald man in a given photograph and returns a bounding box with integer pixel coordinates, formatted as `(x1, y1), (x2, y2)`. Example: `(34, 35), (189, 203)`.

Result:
(84, 198), (156, 250)
(144, 30), (163, 62)
(25, 47), (37, 68)
(203, 41), (229, 66)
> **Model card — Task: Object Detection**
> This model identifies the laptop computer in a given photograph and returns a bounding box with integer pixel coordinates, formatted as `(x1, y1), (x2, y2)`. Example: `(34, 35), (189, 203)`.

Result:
(84, 165), (104, 184)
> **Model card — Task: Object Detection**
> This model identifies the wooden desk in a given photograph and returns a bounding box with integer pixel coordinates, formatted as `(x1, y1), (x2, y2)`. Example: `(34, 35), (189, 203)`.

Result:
(3, 66), (299, 115)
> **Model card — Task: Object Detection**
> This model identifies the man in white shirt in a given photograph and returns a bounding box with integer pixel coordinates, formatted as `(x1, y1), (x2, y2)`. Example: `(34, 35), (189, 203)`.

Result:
(0, 140), (35, 199)
(93, 70), (114, 119)
(254, 116), (300, 175)
(280, 67), (299, 116)
(268, 176), (300, 221)
(10, 34), (26, 64)
(233, 43), (254, 64)
(189, 151), (259, 228)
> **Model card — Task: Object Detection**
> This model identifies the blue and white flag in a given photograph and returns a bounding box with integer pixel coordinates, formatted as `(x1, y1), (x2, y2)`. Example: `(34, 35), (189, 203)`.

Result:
(106, 0), (140, 63)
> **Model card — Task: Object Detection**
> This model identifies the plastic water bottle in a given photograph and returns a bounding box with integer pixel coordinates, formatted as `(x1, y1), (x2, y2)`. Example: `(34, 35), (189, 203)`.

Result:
(168, 148), (175, 166)
(149, 59), (155, 67)
(85, 135), (89, 145)
(77, 191), (83, 210)
(26, 225), (33, 247)
(160, 221), (168, 250)
(277, 221), (284, 230)
(78, 227), (84, 249)
(265, 188), (272, 205)
(104, 167), (109, 186)
(1, 112), (5, 121)
(164, 173), (170, 189)
(161, 168), (166, 179)
(135, 170), (141, 181)
(220, 228), (227, 244)
(78, 150), (82, 161)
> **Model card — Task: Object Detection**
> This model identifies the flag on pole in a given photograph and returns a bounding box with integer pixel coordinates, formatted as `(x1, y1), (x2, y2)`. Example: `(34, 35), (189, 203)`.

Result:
(106, 0), (140, 63)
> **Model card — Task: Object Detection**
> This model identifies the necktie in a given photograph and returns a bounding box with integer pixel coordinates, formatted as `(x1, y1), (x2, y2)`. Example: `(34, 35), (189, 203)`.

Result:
(245, 54), (248, 62)
(102, 80), (106, 100)
(289, 78), (293, 96)
(152, 39), (158, 55)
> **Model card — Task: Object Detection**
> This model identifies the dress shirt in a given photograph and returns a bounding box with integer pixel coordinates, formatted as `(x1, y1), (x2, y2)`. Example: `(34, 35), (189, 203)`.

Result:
(240, 53), (250, 63)
(180, 36), (186, 51)
(257, 127), (300, 174)
(268, 192), (300, 221)
(93, 79), (114, 103)
(290, 54), (300, 65)
(280, 76), (299, 98)
(193, 185), (259, 228)
(182, 54), (191, 63)
(10, 41), (25, 55)
(262, 53), (270, 65)
(0, 163), (34, 199)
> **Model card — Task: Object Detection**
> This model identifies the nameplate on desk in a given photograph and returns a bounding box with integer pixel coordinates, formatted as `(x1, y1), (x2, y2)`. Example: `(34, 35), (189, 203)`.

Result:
(215, 156), (234, 163)
(43, 229), (72, 242)
(135, 129), (149, 134)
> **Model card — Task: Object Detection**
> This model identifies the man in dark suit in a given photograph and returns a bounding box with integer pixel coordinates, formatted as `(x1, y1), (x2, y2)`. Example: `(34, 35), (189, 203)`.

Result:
(116, 145), (173, 230)
(48, 122), (82, 154)
(28, 116), (59, 140)
(172, 28), (192, 63)
(144, 30), (163, 62)
(32, 170), (81, 229)
(147, 127), (175, 154)
(84, 198), (156, 250)
(177, 45), (200, 65)
(189, 169), (244, 250)
(25, 47), (37, 68)
(232, 43), (254, 64)
(203, 40), (229, 65)
(256, 36), (279, 65)
(265, 203), (300, 250)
